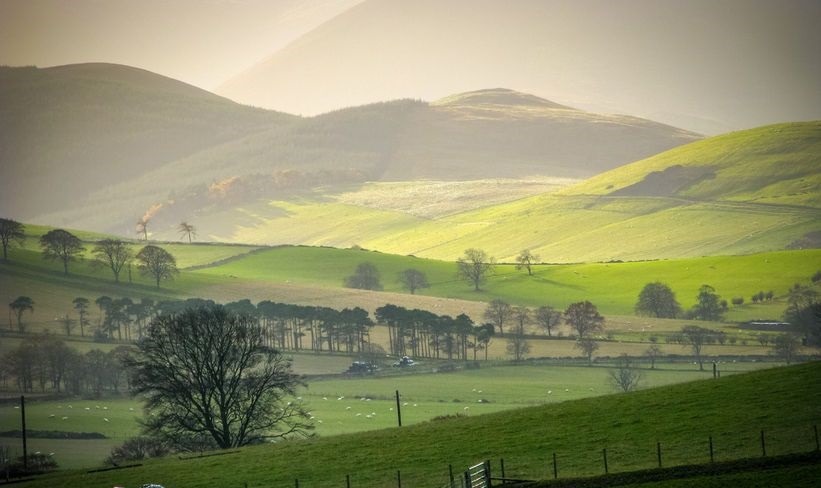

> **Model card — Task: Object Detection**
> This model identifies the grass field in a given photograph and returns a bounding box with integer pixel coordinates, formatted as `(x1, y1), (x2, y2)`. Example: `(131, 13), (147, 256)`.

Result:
(0, 360), (775, 470)
(2, 238), (817, 349)
(14, 361), (820, 487)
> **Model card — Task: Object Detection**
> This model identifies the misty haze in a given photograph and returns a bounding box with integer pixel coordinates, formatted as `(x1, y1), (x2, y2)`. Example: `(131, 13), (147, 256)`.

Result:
(0, 1), (819, 487)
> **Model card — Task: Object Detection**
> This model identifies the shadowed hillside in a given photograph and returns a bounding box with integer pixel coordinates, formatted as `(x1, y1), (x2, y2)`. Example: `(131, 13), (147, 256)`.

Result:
(0, 63), (295, 220)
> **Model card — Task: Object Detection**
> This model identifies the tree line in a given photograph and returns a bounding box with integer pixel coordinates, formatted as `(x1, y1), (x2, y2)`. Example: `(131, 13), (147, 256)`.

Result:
(1, 334), (130, 395)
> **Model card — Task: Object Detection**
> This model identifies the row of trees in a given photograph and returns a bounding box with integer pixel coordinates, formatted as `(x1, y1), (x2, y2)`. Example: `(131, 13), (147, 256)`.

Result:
(0, 218), (180, 287)
(374, 304), (494, 360)
(1, 334), (130, 395)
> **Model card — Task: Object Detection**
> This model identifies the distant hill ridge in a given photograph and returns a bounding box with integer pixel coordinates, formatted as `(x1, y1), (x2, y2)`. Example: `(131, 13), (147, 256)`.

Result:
(432, 87), (573, 109)
(1, 62), (700, 237)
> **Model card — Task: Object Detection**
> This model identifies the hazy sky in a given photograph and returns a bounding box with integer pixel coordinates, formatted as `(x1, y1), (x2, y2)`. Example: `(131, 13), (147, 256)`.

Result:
(2, 0), (820, 133)
(0, 0), (363, 89)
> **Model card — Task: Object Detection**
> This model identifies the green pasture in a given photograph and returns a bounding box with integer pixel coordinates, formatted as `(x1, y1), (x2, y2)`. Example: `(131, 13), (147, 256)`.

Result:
(193, 246), (819, 320)
(19, 361), (821, 487)
(3, 237), (817, 345)
(565, 121), (821, 203)
(0, 360), (775, 470)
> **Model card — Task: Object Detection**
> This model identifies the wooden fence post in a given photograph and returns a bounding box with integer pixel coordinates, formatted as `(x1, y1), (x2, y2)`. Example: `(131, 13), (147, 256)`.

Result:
(552, 452), (557, 479)
(709, 436), (714, 463)
(602, 448), (608, 474)
(397, 469), (401, 488)
(760, 430), (766, 457)
(449, 464), (455, 488)
(346, 474), (351, 488)
(500, 458), (505, 479)
(815, 425), (819, 451)
(657, 442), (662, 468)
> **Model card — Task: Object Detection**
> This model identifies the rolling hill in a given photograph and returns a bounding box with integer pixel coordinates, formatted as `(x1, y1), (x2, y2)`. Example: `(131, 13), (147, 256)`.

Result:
(0, 63), (295, 221)
(2, 62), (698, 237)
(21, 361), (821, 487)
(152, 122), (820, 262)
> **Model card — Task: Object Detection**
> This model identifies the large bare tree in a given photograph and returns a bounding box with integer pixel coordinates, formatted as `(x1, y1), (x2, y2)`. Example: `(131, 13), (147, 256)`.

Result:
(456, 248), (495, 291)
(125, 305), (311, 450)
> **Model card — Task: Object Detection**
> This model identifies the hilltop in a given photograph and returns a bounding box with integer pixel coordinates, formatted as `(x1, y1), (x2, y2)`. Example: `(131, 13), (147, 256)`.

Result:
(22, 362), (821, 487)
(215, 0), (821, 134)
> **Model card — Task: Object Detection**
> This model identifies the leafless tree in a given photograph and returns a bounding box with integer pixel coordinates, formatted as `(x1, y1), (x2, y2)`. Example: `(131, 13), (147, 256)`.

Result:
(456, 248), (495, 291)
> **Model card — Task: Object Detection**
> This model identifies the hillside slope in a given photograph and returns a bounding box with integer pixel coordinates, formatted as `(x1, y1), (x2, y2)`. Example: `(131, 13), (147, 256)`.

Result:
(155, 122), (818, 262)
(0, 63), (295, 221)
(19, 80), (697, 236)
(26, 362), (821, 487)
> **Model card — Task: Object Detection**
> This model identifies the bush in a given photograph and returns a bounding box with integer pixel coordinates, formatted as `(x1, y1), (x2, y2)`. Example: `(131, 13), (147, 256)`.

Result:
(106, 436), (171, 466)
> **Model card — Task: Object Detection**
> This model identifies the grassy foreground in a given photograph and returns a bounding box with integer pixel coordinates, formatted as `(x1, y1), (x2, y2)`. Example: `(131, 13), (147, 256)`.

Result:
(19, 362), (821, 487)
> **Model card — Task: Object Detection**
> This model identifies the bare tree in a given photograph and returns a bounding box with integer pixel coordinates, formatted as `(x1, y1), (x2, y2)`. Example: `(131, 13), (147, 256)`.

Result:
(506, 306), (531, 361)
(136, 217), (149, 241)
(398, 268), (429, 295)
(484, 299), (512, 335)
(456, 248), (495, 291)
(125, 305), (312, 449)
(0, 218), (25, 261)
(535, 306), (562, 337)
(39, 229), (85, 275)
(772, 334), (800, 364)
(56, 314), (76, 336)
(645, 343), (663, 369)
(681, 325), (715, 370)
(92, 239), (133, 283)
(575, 338), (599, 365)
(73, 297), (90, 337)
(178, 222), (196, 243)
(345, 262), (382, 290)
(608, 355), (643, 392)
(564, 301), (604, 339)
(515, 249), (539, 276)
(136, 245), (178, 288)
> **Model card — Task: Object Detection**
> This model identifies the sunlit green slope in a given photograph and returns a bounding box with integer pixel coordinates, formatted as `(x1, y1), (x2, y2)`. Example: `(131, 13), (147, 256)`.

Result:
(26, 362), (821, 488)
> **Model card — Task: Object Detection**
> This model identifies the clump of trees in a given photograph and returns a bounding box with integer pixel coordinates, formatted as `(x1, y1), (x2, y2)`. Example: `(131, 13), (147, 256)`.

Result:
(2, 334), (130, 395)
(375, 304), (481, 360)
(398, 268), (429, 294)
(126, 305), (311, 449)
(345, 262), (382, 290)
(635, 282), (681, 318)
(687, 285), (726, 321)
(784, 283), (819, 346)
